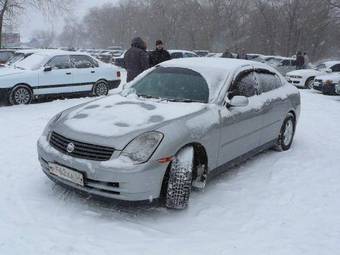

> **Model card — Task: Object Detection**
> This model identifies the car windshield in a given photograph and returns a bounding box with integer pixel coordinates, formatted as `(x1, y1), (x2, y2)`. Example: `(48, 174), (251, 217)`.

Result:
(316, 63), (327, 70)
(125, 67), (210, 103)
(14, 54), (47, 70)
(267, 58), (282, 66)
(6, 53), (25, 66)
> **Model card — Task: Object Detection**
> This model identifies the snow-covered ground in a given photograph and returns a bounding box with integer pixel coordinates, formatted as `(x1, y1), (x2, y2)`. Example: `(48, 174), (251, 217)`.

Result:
(0, 87), (340, 255)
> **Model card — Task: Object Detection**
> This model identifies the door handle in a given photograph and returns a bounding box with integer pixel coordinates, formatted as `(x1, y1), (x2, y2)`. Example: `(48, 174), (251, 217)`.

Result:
(91, 71), (95, 73)
(66, 72), (72, 75)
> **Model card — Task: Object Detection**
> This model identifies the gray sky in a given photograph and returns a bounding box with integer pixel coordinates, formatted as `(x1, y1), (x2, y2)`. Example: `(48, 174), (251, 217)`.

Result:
(19, 0), (114, 41)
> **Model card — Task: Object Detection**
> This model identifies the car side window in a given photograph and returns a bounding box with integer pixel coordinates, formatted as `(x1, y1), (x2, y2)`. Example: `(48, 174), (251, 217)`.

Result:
(170, 52), (183, 59)
(256, 71), (282, 93)
(229, 71), (258, 98)
(331, 64), (340, 72)
(46, 56), (71, 70)
(71, 55), (98, 68)
(184, 53), (197, 58)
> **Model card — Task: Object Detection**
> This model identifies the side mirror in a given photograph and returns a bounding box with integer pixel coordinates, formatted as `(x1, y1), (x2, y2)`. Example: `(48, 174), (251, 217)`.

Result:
(44, 66), (52, 72)
(228, 96), (249, 108)
(325, 68), (332, 73)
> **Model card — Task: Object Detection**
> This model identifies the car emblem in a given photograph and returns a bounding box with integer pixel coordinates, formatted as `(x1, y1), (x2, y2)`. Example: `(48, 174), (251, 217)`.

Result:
(66, 143), (75, 153)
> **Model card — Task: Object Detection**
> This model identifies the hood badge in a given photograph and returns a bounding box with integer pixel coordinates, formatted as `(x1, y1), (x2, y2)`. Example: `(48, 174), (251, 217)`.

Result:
(66, 143), (75, 153)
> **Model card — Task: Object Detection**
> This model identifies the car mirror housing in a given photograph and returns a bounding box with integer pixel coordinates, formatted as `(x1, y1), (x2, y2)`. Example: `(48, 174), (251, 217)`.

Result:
(44, 66), (52, 72)
(228, 96), (249, 108)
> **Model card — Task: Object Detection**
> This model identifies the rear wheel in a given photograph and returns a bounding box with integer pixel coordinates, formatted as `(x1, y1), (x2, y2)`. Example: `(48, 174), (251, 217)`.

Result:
(165, 147), (194, 209)
(93, 81), (109, 96)
(275, 113), (296, 151)
(9, 86), (32, 105)
(305, 77), (314, 89)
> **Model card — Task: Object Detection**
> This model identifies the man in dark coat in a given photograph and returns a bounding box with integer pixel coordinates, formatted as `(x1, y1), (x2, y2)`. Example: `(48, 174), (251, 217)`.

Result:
(150, 40), (171, 67)
(124, 37), (150, 82)
(237, 48), (248, 60)
(296, 51), (305, 70)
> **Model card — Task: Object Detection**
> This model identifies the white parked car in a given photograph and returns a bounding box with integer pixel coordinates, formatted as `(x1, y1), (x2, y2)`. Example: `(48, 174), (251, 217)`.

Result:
(0, 50), (121, 105)
(313, 73), (340, 95)
(168, 50), (199, 59)
(286, 61), (340, 89)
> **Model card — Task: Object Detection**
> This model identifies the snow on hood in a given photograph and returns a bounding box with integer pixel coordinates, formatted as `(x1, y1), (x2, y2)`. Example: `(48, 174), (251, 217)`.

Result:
(287, 69), (322, 77)
(315, 73), (340, 83)
(0, 67), (25, 77)
(62, 94), (206, 138)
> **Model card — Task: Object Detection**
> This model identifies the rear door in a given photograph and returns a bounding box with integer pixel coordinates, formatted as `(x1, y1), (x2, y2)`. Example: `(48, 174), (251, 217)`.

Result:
(70, 55), (99, 92)
(217, 69), (265, 165)
(255, 69), (289, 145)
(37, 55), (75, 95)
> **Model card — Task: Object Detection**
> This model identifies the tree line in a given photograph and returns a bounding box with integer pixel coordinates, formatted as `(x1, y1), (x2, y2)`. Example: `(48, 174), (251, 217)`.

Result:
(56, 0), (340, 61)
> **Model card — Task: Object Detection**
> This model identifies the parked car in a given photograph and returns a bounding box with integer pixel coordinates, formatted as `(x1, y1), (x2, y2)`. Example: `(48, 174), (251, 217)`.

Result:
(37, 58), (300, 209)
(194, 50), (209, 57)
(335, 82), (340, 95)
(4, 49), (47, 67)
(286, 61), (340, 89)
(313, 73), (340, 95)
(0, 49), (15, 64)
(168, 50), (199, 59)
(0, 50), (121, 105)
(267, 57), (297, 76)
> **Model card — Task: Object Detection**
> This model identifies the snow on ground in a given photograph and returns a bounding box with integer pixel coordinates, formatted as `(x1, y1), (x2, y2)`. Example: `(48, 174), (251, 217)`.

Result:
(0, 87), (340, 255)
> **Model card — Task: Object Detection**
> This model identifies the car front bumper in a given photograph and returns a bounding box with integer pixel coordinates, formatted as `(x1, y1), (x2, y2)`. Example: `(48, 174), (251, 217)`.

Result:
(313, 81), (323, 91)
(37, 135), (168, 202)
(287, 77), (304, 88)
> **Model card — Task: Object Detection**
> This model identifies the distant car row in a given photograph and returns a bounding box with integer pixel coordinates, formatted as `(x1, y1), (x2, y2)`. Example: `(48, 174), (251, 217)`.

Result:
(286, 61), (340, 95)
(0, 49), (121, 105)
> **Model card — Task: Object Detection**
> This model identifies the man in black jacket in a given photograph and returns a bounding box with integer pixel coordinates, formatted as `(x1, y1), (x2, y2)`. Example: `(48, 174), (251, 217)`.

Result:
(150, 40), (171, 67)
(124, 37), (150, 82)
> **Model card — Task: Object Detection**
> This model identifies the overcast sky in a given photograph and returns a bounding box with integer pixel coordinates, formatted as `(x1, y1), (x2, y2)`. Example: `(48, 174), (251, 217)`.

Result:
(19, 0), (114, 41)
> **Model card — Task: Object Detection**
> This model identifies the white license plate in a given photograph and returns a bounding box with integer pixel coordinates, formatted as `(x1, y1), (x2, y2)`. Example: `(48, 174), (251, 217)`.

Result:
(49, 163), (84, 186)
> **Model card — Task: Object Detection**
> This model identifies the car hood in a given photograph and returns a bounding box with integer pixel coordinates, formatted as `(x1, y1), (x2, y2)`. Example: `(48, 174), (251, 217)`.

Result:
(315, 73), (340, 83)
(0, 67), (26, 77)
(55, 94), (207, 149)
(287, 69), (322, 77)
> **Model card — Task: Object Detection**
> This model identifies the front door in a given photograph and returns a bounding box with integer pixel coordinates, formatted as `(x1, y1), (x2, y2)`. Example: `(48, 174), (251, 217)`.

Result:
(36, 55), (75, 95)
(217, 70), (265, 166)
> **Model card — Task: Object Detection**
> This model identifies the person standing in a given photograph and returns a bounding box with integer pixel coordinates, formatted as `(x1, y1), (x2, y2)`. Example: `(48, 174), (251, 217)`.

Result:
(237, 48), (248, 60)
(303, 52), (310, 69)
(221, 48), (234, 58)
(296, 51), (305, 70)
(124, 37), (150, 82)
(150, 40), (171, 67)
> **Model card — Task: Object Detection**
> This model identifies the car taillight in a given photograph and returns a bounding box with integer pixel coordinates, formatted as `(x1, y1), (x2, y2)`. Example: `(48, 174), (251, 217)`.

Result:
(117, 71), (121, 78)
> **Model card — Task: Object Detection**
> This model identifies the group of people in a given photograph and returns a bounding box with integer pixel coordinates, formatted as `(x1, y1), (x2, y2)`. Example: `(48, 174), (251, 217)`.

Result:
(296, 51), (310, 70)
(124, 37), (171, 82)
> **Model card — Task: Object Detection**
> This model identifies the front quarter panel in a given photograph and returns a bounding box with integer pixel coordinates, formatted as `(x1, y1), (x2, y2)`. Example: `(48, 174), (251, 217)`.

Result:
(153, 104), (221, 172)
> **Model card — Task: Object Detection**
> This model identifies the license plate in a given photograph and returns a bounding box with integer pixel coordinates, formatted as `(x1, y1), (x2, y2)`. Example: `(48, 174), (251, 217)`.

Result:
(49, 163), (84, 186)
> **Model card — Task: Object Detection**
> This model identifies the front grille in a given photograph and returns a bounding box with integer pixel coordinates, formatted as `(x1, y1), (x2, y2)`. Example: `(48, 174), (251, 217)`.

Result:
(315, 79), (322, 83)
(50, 131), (115, 161)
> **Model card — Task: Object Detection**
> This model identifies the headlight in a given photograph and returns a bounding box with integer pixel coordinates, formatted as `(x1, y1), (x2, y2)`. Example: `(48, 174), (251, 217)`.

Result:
(42, 112), (63, 137)
(120, 131), (164, 164)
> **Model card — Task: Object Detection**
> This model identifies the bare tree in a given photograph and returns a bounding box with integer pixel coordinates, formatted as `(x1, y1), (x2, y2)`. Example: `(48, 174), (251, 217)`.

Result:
(0, 0), (74, 48)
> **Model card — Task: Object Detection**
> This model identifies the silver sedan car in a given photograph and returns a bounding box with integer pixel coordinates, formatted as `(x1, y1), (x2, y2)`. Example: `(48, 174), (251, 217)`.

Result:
(37, 58), (300, 209)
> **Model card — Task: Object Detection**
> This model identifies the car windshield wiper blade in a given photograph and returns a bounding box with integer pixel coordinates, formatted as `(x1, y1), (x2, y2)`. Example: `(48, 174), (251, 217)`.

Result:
(164, 98), (202, 103)
(137, 94), (160, 100)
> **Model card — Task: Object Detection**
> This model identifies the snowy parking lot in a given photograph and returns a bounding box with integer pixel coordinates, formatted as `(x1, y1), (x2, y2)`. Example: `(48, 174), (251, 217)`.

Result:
(0, 88), (340, 255)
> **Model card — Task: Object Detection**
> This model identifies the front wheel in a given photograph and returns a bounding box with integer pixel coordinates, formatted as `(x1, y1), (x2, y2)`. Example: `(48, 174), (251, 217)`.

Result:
(9, 86), (33, 105)
(305, 77), (314, 89)
(166, 147), (194, 209)
(93, 81), (109, 96)
(275, 113), (296, 151)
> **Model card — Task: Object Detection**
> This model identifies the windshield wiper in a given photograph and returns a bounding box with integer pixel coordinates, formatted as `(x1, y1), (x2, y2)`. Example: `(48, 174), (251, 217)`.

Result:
(137, 94), (161, 100)
(165, 98), (202, 103)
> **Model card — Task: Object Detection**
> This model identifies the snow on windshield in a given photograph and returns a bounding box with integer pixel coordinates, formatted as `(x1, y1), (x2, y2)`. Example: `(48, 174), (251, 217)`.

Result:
(15, 54), (48, 70)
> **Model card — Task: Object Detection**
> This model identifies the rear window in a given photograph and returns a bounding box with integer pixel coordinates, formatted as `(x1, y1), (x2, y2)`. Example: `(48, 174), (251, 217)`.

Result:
(128, 67), (209, 103)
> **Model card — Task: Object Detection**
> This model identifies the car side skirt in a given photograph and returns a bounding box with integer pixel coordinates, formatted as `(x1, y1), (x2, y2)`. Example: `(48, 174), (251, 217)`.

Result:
(208, 140), (277, 180)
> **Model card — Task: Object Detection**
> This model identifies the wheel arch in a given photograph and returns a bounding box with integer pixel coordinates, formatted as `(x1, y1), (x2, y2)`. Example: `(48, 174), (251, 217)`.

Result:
(160, 142), (209, 197)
